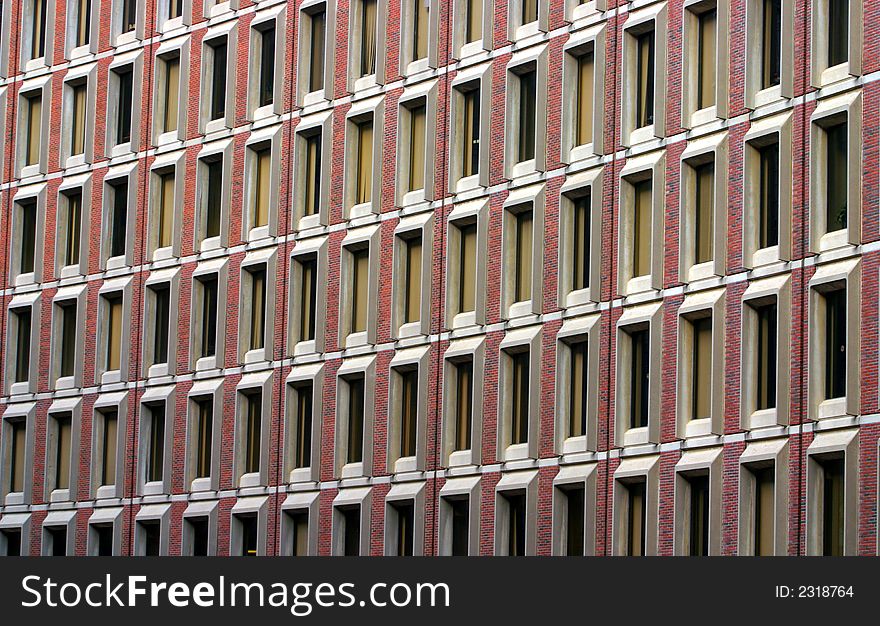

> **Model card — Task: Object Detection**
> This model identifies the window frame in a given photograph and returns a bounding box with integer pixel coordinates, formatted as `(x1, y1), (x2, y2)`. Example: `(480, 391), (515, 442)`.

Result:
(558, 168), (603, 306)
(199, 25), (236, 134)
(805, 428), (858, 555)
(451, 0), (493, 59)
(134, 504), (170, 556)
(332, 487), (371, 556)
(618, 150), (665, 295)
(248, 6), (286, 120)
(1, 403), (37, 505)
(445, 199), (489, 328)
(810, 0), (861, 86)
(555, 314), (601, 455)
(100, 164), (138, 270)
(5, 293), (41, 395)
(391, 213), (433, 338)
(87, 507), (123, 556)
(242, 126), (282, 241)
(612, 454), (659, 556)
(343, 96), (385, 217)
(504, 46), (549, 179)
(448, 63), (492, 193)
(96, 277), (133, 385)
(284, 364), (324, 484)
(195, 140), (233, 251)
(234, 373), (273, 488)
(137, 387), (174, 496)
(237, 249), (277, 364)
(551, 463), (597, 556)
(681, 0), (730, 128)
(744, 0), (794, 108)
(494, 470), (538, 556)
(561, 24), (606, 162)
(44, 399), (82, 503)
(396, 81), (439, 207)
(347, 0), (388, 90)
(615, 302), (663, 447)
(91, 392), (128, 499)
(152, 39), (190, 145)
(297, 0), (336, 106)
(106, 51), (144, 156)
(399, 0), (439, 74)
(620, 5), (667, 146)
(20, 0), (57, 69)
(339, 226), (380, 347)
(387, 346), (431, 473)
(55, 175), (91, 277)
(142, 268), (181, 378)
(181, 500), (218, 556)
(497, 326), (542, 462)
(335, 356), (377, 479)
(185, 379), (223, 492)
(50, 285), (86, 390)
(438, 475), (481, 556)
(501, 184), (545, 318)
(280, 491), (320, 556)
(442, 337), (486, 468)
(737, 437), (788, 555)
(293, 112), (333, 229)
(16, 78), (51, 178)
(148, 152), (185, 260)
(673, 446), (722, 555)
(383, 482), (426, 556)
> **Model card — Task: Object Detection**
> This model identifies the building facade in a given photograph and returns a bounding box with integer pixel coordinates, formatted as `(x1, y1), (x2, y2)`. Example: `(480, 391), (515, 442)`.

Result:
(0, 0), (877, 556)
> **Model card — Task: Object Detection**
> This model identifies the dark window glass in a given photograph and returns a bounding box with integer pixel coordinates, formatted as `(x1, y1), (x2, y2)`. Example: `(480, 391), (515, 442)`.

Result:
(200, 276), (218, 359)
(394, 502), (415, 556)
(636, 29), (655, 128)
(240, 515), (258, 556)
(309, 10), (326, 93)
(116, 66), (133, 145)
(48, 527), (67, 556)
(626, 480), (647, 556)
(189, 517), (209, 556)
(517, 69), (537, 162)
(95, 525), (114, 556)
(259, 25), (276, 107)
(510, 351), (530, 445)
(59, 302), (78, 378)
(294, 384), (313, 469)
(454, 360), (473, 452)
(688, 474), (710, 556)
(828, 0), (849, 67)
(14, 309), (32, 383)
(110, 180), (128, 258)
(204, 158), (223, 240)
(142, 521), (160, 556)
(758, 141), (780, 249)
(753, 466), (775, 556)
(505, 493), (526, 556)
(147, 404), (165, 483)
(762, 0), (781, 88)
(400, 369), (418, 459)
(210, 40), (227, 120)
(19, 200), (37, 275)
(572, 194), (590, 291)
(821, 457), (844, 556)
(826, 122), (848, 233)
(756, 302), (778, 411)
(343, 507), (360, 556)
(195, 397), (213, 479)
(565, 486), (585, 556)
(245, 393), (262, 475)
(629, 329), (650, 429)
(346, 377), (365, 464)
(450, 498), (469, 556)
(152, 285), (170, 365)
(824, 289), (847, 400)
(3, 529), (22, 556)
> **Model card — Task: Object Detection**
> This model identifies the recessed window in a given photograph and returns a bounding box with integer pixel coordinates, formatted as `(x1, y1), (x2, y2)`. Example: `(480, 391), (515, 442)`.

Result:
(349, 247), (369, 336)
(98, 409), (118, 487)
(287, 511), (309, 555)
(823, 121), (848, 235)
(113, 65), (134, 146)
(74, 0), (91, 47)
(257, 25), (275, 108)
(521, 0), (538, 25)
(567, 340), (588, 439)
(239, 514), (259, 556)
(69, 82), (87, 157)
(507, 350), (530, 447)
(758, 140), (780, 250)
(754, 300), (777, 411)
(149, 284), (171, 366)
(250, 146), (271, 230)
(207, 38), (228, 122)
(685, 473), (709, 556)
(465, 0), (482, 44)
(632, 179), (652, 280)
(12, 308), (32, 384)
(302, 132), (322, 217)
(247, 266), (267, 352)
(456, 222), (477, 315)
(501, 492), (526, 556)
(761, 0), (781, 89)
(358, 0), (378, 78)
(46, 526), (68, 556)
(344, 375), (366, 465)
(159, 54), (180, 134)
(121, 0), (137, 33)
(139, 520), (161, 555)
(635, 29), (655, 129)
(2, 529), (22, 556)
(156, 170), (176, 251)
(410, 0), (428, 62)
(195, 275), (218, 361)
(30, 0), (48, 59)
(145, 403), (166, 484)
(575, 50), (594, 147)
(186, 517), (209, 556)
(202, 157), (223, 242)
(168, 0), (183, 20)
(694, 162), (714, 265)
(193, 396), (213, 479)
(93, 524), (114, 555)
(460, 85), (480, 179)
(452, 359), (473, 452)
(390, 501), (415, 556)
(751, 465), (775, 555)
(24, 92), (42, 167)
(48, 413), (72, 493)
(828, 0), (849, 67)
(696, 8), (716, 110)
(570, 194), (590, 293)
(690, 317), (712, 421)
(292, 383), (313, 470)
(402, 235), (422, 325)
(628, 328), (649, 430)
(15, 199), (37, 277)
(515, 67), (537, 164)
(108, 179), (129, 260)
(102, 292), (124, 373)
(562, 485), (586, 556)
(405, 101), (427, 193)
(296, 256), (317, 343)
(818, 456), (844, 555)
(821, 287), (847, 401)
(341, 506), (361, 556)
(355, 118), (374, 205)
(511, 208), (533, 305)
(308, 8), (326, 93)
(396, 368), (418, 460)
(624, 479), (647, 556)
(59, 189), (82, 269)
(448, 497), (470, 555)
(6, 419), (27, 494)
(57, 301), (78, 379)
(243, 391), (262, 475)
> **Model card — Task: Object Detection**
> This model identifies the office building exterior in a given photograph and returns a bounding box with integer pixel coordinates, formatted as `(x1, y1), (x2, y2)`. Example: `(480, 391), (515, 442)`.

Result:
(0, 0), (877, 556)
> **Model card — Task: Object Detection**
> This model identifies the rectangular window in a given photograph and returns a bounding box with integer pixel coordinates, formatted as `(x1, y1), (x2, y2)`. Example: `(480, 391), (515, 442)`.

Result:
(2, 529), (22, 556)
(828, 0), (848, 66)
(517, 69), (537, 163)
(194, 397), (213, 479)
(209, 40), (227, 121)
(453, 360), (473, 451)
(412, 0), (428, 61)
(239, 515), (258, 556)
(304, 133), (322, 216)
(755, 301), (777, 410)
(188, 517), (209, 556)
(157, 171), (175, 250)
(289, 511), (309, 556)
(32, 0), (48, 59)
(450, 497), (469, 555)
(753, 466), (775, 556)
(392, 502), (415, 556)
(161, 55), (180, 133)
(252, 147), (271, 229)
(403, 236), (422, 324)
(258, 26), (275, 108)
(50, 413), (72, 491)
(407, 103), (427, 193)
(47, 527), (67, 556)
(564, 485), (586, 556)
(633, 179), (652, 278)
(18, 199), (37, 276)
(13, 309), (32, 383)
(629, 329), (649, 430)
(61, 190), (82, 268)
(100, 409), (118, 486)
(514, 210), (533, 303)
(465, 0), (482, 44)
(820, 457), (844, 556)
(825, 121), (848, 233)
(248, 267), (267, 351)
(115, 66), (133, 145)
(168, 0), (182, 20)
(761, 0), (781, 88)
(568, 340), (588, 439)
(70, 83), (87, 157)
(758, 141), (779, 249)
(346, 376), (366, 465)
(204, 158), (223, 240)
(697, 9), (716, 110)
(522, 0), (537, 24)
(636, 29), (655, 128)
(342, 507), (361, 555)
(293, 384), (313, 469)
(75, 0), (91, 47)
(350, 248), (369, 335)
(399, 369), (418, 459)
(244, 392), (262, 475)
(458, 223), (477, 314)
(510, 351), (530, 446)
(824, 288), (846, 400)
(25, 93), (42, 166)
(504, 493), (526, 556)
(122, 0), (137, 33)
(299, 257), (317, 342)
(308, 9), (326, 93)
(105, 293), (123, 372)
(8, 420), (26, 493)
(95, 525), (113, 556)
(140, 521), (160, 556)
(199, 276), (218, 359)
(687, 474), (710, 556)
(694, 162), (714, 264)
(625, 480), (647, 556)
(360, 0), (378, 77)
(355, 119), (374, 204)
(109, 180), (128, 259)
(146, 404), (165, 484)
(461, 87), (480, 178)
(152, 285), (171, 365)
(58, 301), (78, 378)
(571, 195), (590, 291)
(691, 317), (712, 420)
(576, 52), (594, 146)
